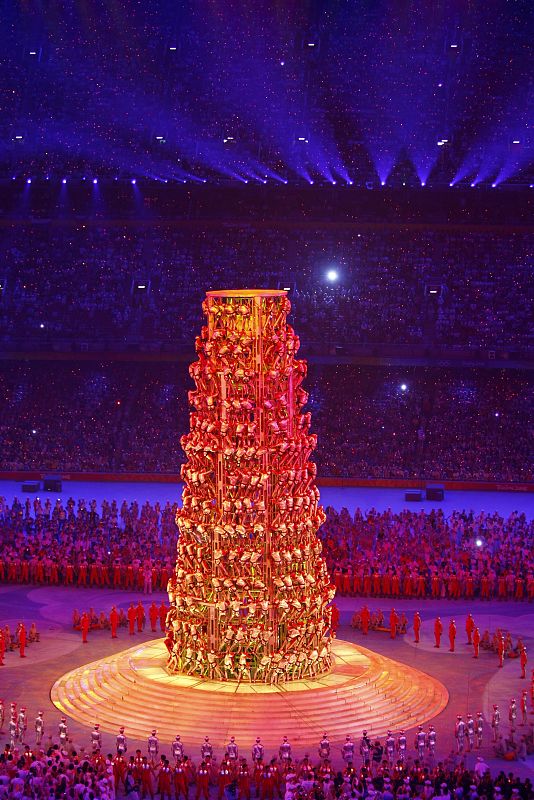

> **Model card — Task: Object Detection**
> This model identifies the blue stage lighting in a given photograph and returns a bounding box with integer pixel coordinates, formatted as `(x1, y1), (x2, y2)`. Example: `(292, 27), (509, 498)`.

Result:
(326, 269), (338, 282)
(62, 178), (67, 184)
(93, 178), (98, 185)
(400, 383), (407, 392)
(381, 180), (386, 186)
(131, 179), (137, 185)
(26, 178), (32, 184)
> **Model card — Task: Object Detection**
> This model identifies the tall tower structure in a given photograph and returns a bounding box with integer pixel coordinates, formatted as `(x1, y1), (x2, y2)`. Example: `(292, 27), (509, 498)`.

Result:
(167, 289), (335, 682)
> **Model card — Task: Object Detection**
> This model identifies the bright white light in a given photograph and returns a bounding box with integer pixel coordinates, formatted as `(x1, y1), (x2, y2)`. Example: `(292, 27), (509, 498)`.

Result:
(29, 51), (37, 55)
(26, 178), (32, 184)
(92, 178), (98, 184)
(512, 140), (520, 144)
(400, 383), (407, 392)
(15, 135), (23, 140)
(131, 179), (136, 185)
(307, 42), (315, 47)
(283, 287), (291, 291)
(450, 44), (458, 48)
(381, 180), (386, 186)
(39, 323), (44, 329)
(326, 269), (338, 282)
(475, 538), (483, 547)
(421, 182), (426, 187)
(494, 412), (500, 418)
(32, 429), (37, 434)
(169, 46), (177, 51)
(62, 178), (67, 184)
(280, 60), (285, 66)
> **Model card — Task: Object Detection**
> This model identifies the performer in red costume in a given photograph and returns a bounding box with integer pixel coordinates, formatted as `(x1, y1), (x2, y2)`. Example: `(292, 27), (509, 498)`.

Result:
(196, 761), (210, 800)
(80, 612), (90, 644)
(389, 608), (399, 640)
(361, 605), (371, 635)
(110, 605), (119, 639)
(413, 611), (421, 643)
(127, 604), (136, 636)
(465, 613), (475, 645)
(434, 617), (443, 648)
(449, 619), (457, 652)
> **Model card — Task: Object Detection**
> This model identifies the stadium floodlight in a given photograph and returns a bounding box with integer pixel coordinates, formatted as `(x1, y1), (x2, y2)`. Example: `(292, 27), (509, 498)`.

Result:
(326, 269), (338, 282)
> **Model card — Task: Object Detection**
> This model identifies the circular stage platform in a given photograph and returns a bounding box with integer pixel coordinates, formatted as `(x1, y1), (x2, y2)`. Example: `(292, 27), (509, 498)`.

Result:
(51, 639), (448, 750)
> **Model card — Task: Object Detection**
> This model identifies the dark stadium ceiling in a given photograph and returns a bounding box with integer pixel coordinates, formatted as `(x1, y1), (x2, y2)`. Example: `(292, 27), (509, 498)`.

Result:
(1, 1), (533, 187)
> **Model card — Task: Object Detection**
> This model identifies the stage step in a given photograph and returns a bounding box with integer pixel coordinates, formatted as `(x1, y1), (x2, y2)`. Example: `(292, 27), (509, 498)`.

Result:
(51, 639), (448, 752)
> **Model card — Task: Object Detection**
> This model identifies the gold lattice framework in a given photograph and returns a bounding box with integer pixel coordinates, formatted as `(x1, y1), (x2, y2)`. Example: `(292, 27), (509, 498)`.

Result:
(166, 289), (335, 682)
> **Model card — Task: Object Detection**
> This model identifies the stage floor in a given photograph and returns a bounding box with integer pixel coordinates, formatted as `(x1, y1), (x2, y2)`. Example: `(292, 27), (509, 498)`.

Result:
(1, 478), (533, 518)
(1, 585), (533, 777)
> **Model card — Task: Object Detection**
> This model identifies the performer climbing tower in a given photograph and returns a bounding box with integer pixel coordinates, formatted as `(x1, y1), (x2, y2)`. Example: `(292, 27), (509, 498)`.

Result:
(166, 289), (335, 682)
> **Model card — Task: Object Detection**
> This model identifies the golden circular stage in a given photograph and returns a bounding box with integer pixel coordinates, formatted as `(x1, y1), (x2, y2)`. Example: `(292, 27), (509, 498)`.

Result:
(51, 639), (448, 751)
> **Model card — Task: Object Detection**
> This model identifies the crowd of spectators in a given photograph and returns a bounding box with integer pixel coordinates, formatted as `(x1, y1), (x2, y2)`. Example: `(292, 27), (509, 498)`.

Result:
(1, 497), (533, 603)
(0, 361), (530, 482)
(0, 224), (531, 354)
(321, 506), (534, 600)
